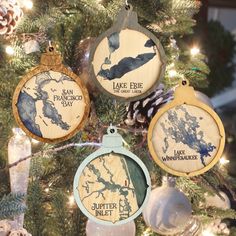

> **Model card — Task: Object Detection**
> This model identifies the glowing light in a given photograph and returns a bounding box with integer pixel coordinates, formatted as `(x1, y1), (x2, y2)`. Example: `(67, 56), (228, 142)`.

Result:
(190, 46), (200, 56)
(45, 188), (49, 193)
(143, 228), (151, 236)
(6, 46), (15, 55)
(168, 62), (175, 68)
(68, 195), (75, 207)
(202, 229), (216, 236)
(31, 139), (40, 144)
(84, 51), (89, 59)
(227, 136), (234, 143)
(23, 0), (33, 9)
(219, 156), (230, 165)
(168, 69), (177, 78)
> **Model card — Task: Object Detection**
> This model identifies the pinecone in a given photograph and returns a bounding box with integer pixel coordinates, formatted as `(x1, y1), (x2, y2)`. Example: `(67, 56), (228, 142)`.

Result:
(0, 0), (23, 35)
(125, 84), (174, 128)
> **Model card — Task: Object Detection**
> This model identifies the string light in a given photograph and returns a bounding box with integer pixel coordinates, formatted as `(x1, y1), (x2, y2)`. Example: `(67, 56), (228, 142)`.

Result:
(23, 0), (33, 9)
(190, 46), (200, 56)
(227, 136), (234, 143)
(6, 46), (15, 55)
(168, 62), (175, 68)
(68, 194), (75, 207)
(143, 228), (151, 236)
(31, 139), (40, 144)
(219, 156), (230, 165)
(168, 69), (177, 78)
(85, 51), (89, 59)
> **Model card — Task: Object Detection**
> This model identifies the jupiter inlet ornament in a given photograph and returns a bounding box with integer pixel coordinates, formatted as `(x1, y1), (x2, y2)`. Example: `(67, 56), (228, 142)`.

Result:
(12, 46), (90, 143)
(148, 80), (225, 177)
(73, 126), (151, 225)
(89, 4), (166, 101)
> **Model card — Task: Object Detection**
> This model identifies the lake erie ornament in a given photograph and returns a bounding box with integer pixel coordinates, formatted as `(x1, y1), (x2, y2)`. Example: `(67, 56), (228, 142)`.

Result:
(73, 126), (151, 225)
(148, 79), (225, 177)
(89, 4), (166, 101)
(12, 46), (90, 143)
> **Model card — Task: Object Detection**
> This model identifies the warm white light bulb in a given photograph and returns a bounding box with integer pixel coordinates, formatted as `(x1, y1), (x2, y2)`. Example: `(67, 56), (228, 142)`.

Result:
(168, 62), (175, 68)
(6, 46), (15, 55)
(45, 188), (49, 193)
(31, 139), (40, 144)
(68, 195), (75, 206)
(190, 46), (200, 56)
(219, 156), (230, 165)
(24, 0), (33, 9)
(168, 69), (177, 78)
(143, 228), (151, 236)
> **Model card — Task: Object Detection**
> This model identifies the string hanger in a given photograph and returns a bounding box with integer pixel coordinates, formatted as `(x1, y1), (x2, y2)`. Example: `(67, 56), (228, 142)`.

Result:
(125, 0), (130, 10)
(48, 40), (54, 52)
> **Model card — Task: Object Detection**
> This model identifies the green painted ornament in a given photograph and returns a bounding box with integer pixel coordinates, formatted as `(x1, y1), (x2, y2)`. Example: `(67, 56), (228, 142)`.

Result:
(73, 126), (151, 225)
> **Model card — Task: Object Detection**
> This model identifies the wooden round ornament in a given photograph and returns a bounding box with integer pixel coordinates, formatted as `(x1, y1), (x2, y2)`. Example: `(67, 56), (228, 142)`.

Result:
(73, 126), (151, 225)
(12, 47), (90, 143)
(148, 80), (225, 177)
(89, 5), (166, 101)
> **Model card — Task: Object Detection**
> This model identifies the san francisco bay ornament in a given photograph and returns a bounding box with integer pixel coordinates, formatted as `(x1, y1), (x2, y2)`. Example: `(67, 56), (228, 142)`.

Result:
(73, 126), (151, 225)
(148, 80), (225, 177)
(89, 4), (166, 101)
(12, 46), (90, 143)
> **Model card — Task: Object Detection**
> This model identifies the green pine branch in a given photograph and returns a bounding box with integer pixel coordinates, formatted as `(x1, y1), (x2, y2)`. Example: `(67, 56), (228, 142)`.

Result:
(0, 193), (26, 220)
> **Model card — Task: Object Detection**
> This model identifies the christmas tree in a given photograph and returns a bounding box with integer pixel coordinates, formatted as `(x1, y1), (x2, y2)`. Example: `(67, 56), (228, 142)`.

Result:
(0, 0), (236, 235)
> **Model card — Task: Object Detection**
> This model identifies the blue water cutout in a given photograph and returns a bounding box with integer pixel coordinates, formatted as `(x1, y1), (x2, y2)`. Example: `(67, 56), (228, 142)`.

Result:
(144, 39), (155, 47)
(17, 71), (71, 137)
(108, 32), (120, 53)
(17, 91), (42, 137)
(98, 53), (155, 80)
(97, 34), (157, 80)
(160, 105), (216, 166)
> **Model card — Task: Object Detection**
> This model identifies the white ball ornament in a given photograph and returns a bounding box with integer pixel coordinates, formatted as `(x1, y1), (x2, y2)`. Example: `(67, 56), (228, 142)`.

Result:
(195, 91), (214, 109)
(86, 220), (136, 236)
(142, 186), (192, 235)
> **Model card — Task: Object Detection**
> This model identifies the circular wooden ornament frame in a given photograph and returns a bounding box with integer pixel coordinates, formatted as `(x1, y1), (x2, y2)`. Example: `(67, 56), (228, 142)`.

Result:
(148, 80), (225, 177)
(73, 126), (151, 225)
(12, 49), (90, 143)
(89, 4), (166, 102)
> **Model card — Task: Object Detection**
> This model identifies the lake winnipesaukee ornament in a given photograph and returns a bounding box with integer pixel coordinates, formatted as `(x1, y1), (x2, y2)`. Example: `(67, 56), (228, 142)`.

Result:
(89, 4), (166, 101)
(148, 79), (225, 177)
(73, 126), (151, 225)
(12, 46), (90, 143)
